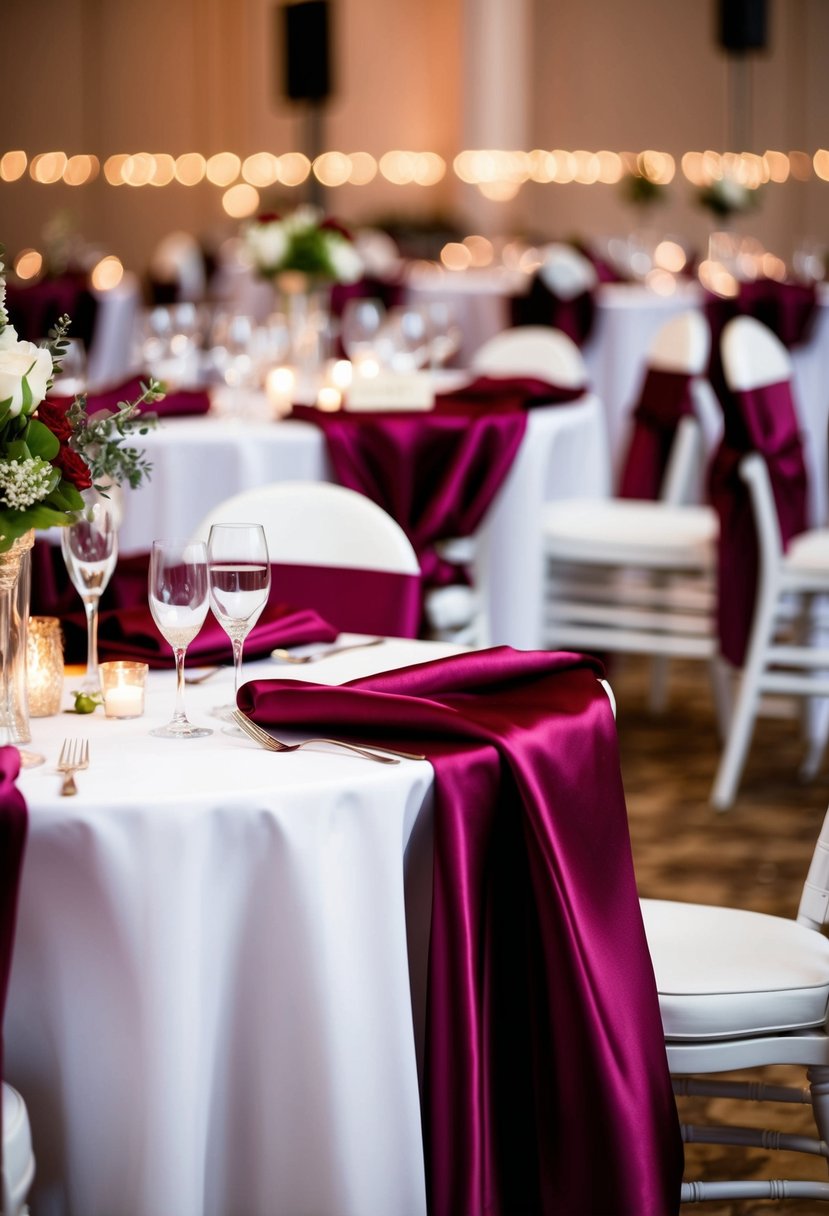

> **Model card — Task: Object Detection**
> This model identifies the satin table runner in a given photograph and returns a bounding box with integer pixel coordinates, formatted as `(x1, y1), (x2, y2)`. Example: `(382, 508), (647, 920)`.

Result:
(240, 647), (683, 1215)
(0, 747), (27, 1154)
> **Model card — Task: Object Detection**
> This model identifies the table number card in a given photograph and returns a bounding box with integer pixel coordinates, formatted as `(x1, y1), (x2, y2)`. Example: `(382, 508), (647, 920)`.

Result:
(346, 371), (435, 412)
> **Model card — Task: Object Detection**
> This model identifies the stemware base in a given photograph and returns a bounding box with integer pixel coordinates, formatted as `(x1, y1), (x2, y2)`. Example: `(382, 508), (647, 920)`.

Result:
(150, 721), (213, 740)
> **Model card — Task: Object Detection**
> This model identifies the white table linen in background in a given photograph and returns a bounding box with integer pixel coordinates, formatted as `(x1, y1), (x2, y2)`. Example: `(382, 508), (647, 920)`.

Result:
(7, 639), (464, 1216)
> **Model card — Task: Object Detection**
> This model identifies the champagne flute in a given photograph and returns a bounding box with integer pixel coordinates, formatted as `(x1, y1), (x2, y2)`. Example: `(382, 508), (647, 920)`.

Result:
(206, 523), (271, 722)
(148, 539), (212, 739)
(60, 488), (118, 693)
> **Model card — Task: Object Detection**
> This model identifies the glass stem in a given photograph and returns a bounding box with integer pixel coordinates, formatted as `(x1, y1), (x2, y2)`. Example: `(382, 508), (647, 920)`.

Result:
(172, 647), (189, 726)
(232, 638), (245, 703)
(83, 597), (100, 692)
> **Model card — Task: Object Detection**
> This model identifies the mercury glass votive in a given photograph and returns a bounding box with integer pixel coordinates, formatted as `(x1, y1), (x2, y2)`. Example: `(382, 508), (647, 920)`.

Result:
(100, 661), (149, 719)
(26, 616), (65, 717)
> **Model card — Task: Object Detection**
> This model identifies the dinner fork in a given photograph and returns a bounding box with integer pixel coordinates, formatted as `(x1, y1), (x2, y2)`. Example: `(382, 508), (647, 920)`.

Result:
(232, 710), (426, 764)
(57, 738), (90, 796)
(270, 637), (384, 664)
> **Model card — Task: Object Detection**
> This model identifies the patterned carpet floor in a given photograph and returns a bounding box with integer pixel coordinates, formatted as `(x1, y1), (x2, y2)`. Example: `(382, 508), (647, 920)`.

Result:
(612, 656), (829, 1215)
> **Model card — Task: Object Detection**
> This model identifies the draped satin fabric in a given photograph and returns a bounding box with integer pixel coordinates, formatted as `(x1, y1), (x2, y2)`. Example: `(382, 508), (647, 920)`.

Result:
(0, 747), (28, 1152)
(708, 380), (809, 666)
(238, 648), (683, 1215)
(618, 368), (697, 500)
(48, 376), (211, 418)
(510, 274), (596, 347)
(293, 376), (583, 588)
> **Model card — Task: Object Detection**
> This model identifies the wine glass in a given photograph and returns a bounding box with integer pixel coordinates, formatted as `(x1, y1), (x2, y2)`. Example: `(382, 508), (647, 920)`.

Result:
(340, 297), (386, 362)
(206, 523), (271, 722)
(148, 539), (212, 739)
(60, 488), (118, 693)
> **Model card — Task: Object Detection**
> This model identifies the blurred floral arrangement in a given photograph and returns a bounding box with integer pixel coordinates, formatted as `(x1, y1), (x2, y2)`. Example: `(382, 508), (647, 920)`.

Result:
(243, 206), (363, 285)
(697, 175), (760, 220)
(0, 247), (161, 552)
(620, 173), (668, 209)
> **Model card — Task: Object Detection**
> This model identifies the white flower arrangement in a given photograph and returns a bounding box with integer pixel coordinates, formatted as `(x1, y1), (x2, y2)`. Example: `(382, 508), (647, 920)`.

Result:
(243, 206), (363, 285)
(698, 174), (760, 220)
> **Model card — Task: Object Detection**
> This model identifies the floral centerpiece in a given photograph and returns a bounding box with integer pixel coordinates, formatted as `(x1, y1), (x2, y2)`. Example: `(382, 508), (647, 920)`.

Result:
(243, 206), (363, 286)
(697, 174), (760, 221)
(0, 249), (161, 552)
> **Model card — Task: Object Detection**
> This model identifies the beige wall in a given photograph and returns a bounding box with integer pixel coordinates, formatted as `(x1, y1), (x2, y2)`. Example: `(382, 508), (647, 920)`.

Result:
(0, 0), (826, 272)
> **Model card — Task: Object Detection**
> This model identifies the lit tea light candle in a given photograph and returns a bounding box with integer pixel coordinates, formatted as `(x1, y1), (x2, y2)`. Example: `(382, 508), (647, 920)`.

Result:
(100, 661), (148, 719)
(352, 354), (380, 379)
(27, 616), (64, 717)
(329, 359), (353, 391)
(265, 366), (296, 417)
(316, 385), (342, 411)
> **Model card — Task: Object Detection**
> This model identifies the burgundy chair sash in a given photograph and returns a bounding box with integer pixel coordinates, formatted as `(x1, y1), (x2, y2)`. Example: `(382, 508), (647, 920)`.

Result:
(705, 280), (818, 354)
(510, 274), (596, 347)
(239, 648), (683, 1216)
(0, 746), (28, 1151)
(6, 273), (99, 349)
(48, 375), (211, 418)
(618, 368), (697, 500)
(293, 377), (581, 589)
(708, 379), (809, 666)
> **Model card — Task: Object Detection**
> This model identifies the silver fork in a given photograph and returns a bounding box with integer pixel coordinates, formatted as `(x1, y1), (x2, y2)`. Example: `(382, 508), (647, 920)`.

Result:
(232, 710), (426, 764)
(57, 738), (90, 796)
(270, 637), (384, 665)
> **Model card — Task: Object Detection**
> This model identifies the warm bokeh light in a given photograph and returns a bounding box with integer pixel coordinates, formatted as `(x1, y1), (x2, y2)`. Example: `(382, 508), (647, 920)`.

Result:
(764, 150), (790, 183)
(206, 152), (241, 187)
(63, 154), (99, 186)
(789, 151), (812, 181)
(0, 151), (27, 181)
(552, 150), (576, 183)
(681, 151), (705, 186)
(653, 240), (687, 273)
(441, 242), (472, 271)
(174, 152), (207, 185)
(277, 152), (311, 186)
(379, 150), (419, 184)
(414, 152), (446, 185)
(30, 152), (67, 184)
(527, 150), (555, 183)
(638, 150), (675, 184)
(596, 151), (623, 184)
(14, 249), (43, 280)
(347, 151), (377, 185)
(463, 234), (494, 267)
(762, 252), (787, 281)
(313, 151), (352, 187)
(122, 153), (156, 187)
(813, 150), (829, 182)
(222, 182), (260, 217)
(698, 258), (739, 298)
(645, 268), (677, 296)
(573, 150), (600, 184)
(90, 256), (124, 291)
(242, 152), (279, 187)
(103, 154), (129, 186)
(478, 178), (521, 200)
(150, 154), (176, 187)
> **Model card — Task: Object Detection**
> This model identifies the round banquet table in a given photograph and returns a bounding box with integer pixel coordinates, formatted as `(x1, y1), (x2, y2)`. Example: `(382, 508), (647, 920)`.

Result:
(114, 391), (610, 651)
(6, 638), (463, 1216)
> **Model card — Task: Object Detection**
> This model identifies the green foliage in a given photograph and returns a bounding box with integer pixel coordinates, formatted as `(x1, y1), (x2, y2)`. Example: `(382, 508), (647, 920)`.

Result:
(67, 378), (163, 491)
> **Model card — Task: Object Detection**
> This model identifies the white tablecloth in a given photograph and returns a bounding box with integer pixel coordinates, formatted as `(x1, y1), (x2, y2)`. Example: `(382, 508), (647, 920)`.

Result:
(7, 638), (463, 1216)
(115, 393), (609, 651)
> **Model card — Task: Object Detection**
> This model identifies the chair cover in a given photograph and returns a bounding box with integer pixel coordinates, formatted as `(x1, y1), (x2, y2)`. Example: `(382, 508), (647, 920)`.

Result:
(618, 368), (698, 500)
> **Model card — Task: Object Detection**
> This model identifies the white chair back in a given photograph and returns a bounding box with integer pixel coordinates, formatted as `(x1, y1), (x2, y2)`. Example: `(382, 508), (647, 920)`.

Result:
(647, 309), (710, 375)
(721, 315), (794, 391)
(193, 481), (419, 574)
(537, 243), (598, 301)
(471, 326), (588, 390)
(798, 806), (829, 931)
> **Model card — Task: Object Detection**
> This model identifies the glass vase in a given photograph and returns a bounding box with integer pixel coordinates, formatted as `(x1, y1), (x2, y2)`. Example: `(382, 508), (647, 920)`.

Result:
(0, 530), (43, 765)
(276, 271), (329, 399)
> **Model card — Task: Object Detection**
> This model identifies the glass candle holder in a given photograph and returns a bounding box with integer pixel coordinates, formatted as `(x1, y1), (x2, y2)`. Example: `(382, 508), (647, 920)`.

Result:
(26, 616), (65, 717)
(100, 661), (149, 719)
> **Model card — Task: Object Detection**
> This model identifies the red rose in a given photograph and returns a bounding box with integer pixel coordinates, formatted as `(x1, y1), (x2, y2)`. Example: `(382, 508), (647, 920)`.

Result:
(256, 212), (281, 224)
(37, 400), (74, 443)
(53, 445), (93, 491)
(321, 217), (353, 241)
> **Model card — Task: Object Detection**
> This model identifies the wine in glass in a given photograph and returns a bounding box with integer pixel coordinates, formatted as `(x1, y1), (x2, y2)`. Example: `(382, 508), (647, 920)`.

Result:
(61, 488), (118, 693)
(148, 539), (212, 739)
(207, 523), (271, 722)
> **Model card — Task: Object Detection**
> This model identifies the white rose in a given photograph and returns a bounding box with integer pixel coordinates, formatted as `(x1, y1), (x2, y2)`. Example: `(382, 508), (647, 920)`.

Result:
(0, 341), (53, 416)
(0, 323), (20, 351)
(327, 237), (363, 284)
(246, 223), (288, 271)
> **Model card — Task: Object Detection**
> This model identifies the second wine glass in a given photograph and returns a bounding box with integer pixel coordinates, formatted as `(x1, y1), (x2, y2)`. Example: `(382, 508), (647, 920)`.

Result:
(207, 523), (271, 720)
(148, 539), (212, 739)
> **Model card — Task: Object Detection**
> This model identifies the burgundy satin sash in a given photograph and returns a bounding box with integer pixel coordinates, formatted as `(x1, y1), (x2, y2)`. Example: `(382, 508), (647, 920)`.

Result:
(6, 273), (99, 348)
(0, 746), (28, 1150)
(510, 274), (596, 346)
(239, 649), (683, 1215)
(708, 379), (809, 666)
(618, 368), (697, 500)
(705, 279), (818, 353)
(293, 376), (580, 587)
(48, 376), (211, 417)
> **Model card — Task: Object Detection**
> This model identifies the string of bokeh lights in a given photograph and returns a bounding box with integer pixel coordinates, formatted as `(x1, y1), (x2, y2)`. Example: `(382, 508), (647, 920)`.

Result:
(2, 148), (829, 216)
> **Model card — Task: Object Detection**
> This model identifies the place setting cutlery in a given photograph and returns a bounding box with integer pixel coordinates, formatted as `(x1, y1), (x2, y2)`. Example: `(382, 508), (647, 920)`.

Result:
(57, 738), (90, 796)
(184, 637), (386, 684)
(231, 709), (425, 765)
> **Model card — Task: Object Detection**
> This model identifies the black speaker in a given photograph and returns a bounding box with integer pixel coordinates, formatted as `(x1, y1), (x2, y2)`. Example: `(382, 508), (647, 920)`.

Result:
(281, 1), (331, 102)
(718, 0), (768, 53)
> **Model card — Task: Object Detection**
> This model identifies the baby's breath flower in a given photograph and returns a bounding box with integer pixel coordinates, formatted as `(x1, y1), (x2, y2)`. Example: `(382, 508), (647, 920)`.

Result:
(0, 456), (54, 509)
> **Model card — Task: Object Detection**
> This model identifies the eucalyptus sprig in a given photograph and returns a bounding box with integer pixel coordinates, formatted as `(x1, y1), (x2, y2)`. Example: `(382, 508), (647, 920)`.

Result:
(67, 378), (163, 491)
(44, 313), (72, 386)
